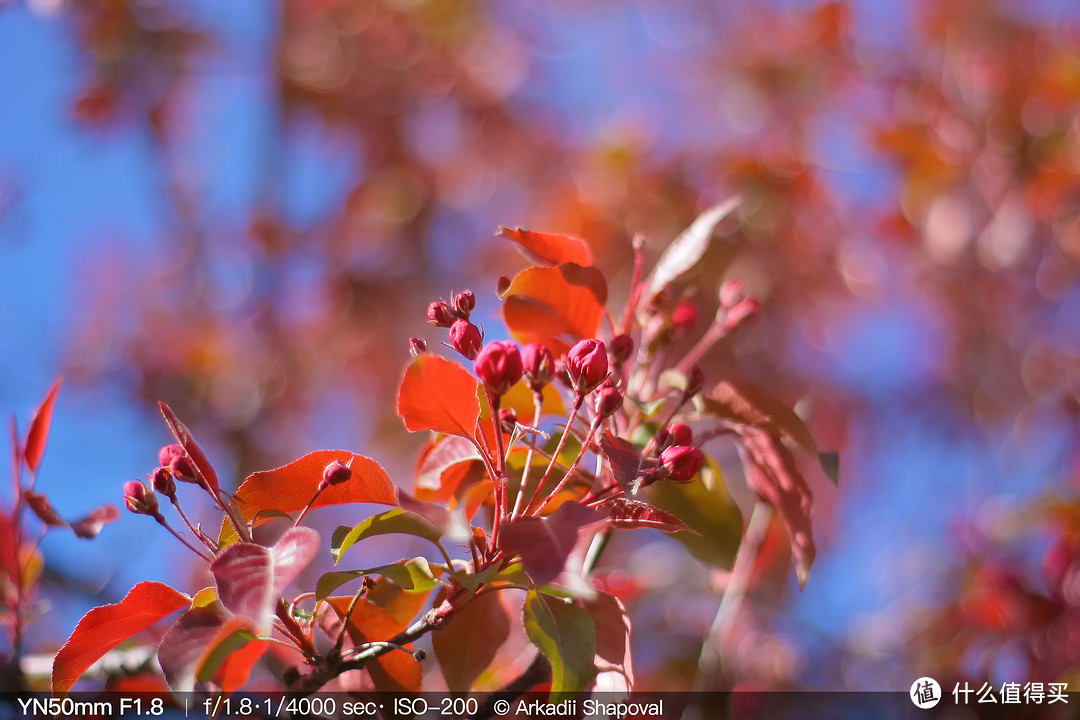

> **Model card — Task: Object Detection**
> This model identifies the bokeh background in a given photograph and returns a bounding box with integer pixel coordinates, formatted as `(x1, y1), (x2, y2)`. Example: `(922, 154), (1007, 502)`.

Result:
(3, 0), (1080, 694)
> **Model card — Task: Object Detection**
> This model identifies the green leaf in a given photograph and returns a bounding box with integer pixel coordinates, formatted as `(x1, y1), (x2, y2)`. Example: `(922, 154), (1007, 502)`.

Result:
(316, 558), (441, 601)
(522, 590), (596, 696)
(332, 509), (446, 565)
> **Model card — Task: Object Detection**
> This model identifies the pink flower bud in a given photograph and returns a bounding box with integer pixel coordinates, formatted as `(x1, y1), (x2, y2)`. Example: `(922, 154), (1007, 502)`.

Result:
(169, 454), (198, 484)
(453, 289), (476, 319)
(658, 423), (693, 449)
(124, 480), (159, 515)
(449, 320), (484, 360)
(151, 467), (176, 499)
(566, 339), (608, 394)
(521, 343), (555, 391)
(724, 298), (759, 331)
(661, 445), (704, 483)
(409, 337), (427, 357)
(499, 408), (517, 434)
(720, 279), (745, 308)
(610, 334), (634, 365)
(159, 443), (185, 468)
(594, 379), (624, 419)
(685, 366), (705, 399)
(323, 460), (352, 487)
(474, 340), (523, 396)
(672, 301), (697, 337)
(427, 300), (456, 328)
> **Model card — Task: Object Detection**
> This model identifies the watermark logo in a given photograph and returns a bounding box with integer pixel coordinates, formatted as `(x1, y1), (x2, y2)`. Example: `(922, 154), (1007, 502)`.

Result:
(911, 677), (942, 709)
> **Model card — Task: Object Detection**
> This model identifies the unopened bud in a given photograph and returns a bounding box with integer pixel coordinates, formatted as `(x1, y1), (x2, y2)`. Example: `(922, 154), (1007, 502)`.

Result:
(472, 526), (489, 557)
(323, 460), (352, 487)
(453, 289), (476, 319)
(474, 340), (523, 396)
(124, 480), (159, 515)
(685, 366), (705, 399)
(409, 337), (427, 357)
(521, 343), (555, 391)
(427, 300), (456, 328)
(449, 320), (484, 360)
(159, 443), (185, 468)
(720, 279), (745, 308)
(610, 335), (634, 365)
(498, 408), (517, 434)
(671, 301), (697, 338)
(169, 454), (198, 484)
(657, 423), (693, 450)
(566, 339), (608, 395)
(594, 379), (624, 419)
(724, 298), (759, 331)
(660, 445), (704, 483)
(151, 467), (176, 499)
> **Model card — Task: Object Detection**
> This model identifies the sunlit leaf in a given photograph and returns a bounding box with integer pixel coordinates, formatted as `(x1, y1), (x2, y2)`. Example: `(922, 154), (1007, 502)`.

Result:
(502, 264), (607, 354)
(522, 590), (596, 696)
(433, 588), (510, 692)
(326, 596), (421, 693)
(640, 196), (741, 308)
(703, 381), (817, 454)
(24, 379), (62, 474)
(498, 226), (594, 267)
(222, 450), (396, 545)
(415, 436), (481, 500)
(156, 607), (258, 692)
(332, 509), (445, 564)
(366, 576), (433, 627)
(316, 557), (440, 601)
(397, 355), (482, 438)
(213, 638), (269, 693)
(598, 432), (657, 495)
(53, 581), (190, 693)
(210, 527), (320, 630)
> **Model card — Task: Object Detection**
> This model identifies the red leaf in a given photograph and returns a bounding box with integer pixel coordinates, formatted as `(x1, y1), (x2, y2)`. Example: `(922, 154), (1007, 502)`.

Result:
(498, 227), (593, 267)
(24, 491), (65, 527)
(501, 503), (603, 586)
(600, 498), (695, 534)
(598, 432), (658, 494)
(704, 382), (818, 455)
(24, 379), (62, 474)
(502, 264), (607, 355)
(739, 428), (816, 589)
(414, 436), (481, 500)
(585, 591), (634, 694)
(156, 607), (257, 692)
(158, 402), (219, 492)
(70, 505), (121, 540)
(432, 589), (510, 691)
(366, 575), (434, 627)
(24, 492), (119, 539)
(397, 355), (481, 438)
(214, 638), (269, 693)
(52, 581), (190, 693)
(210, 527), (320, 630)
(223, 450), (397, 545)
(326, 596), (421, 693)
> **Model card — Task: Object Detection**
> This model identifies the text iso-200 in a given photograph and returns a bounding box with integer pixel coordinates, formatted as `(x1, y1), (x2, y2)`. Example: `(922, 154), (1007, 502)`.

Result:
(394, 697), (480, 717)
